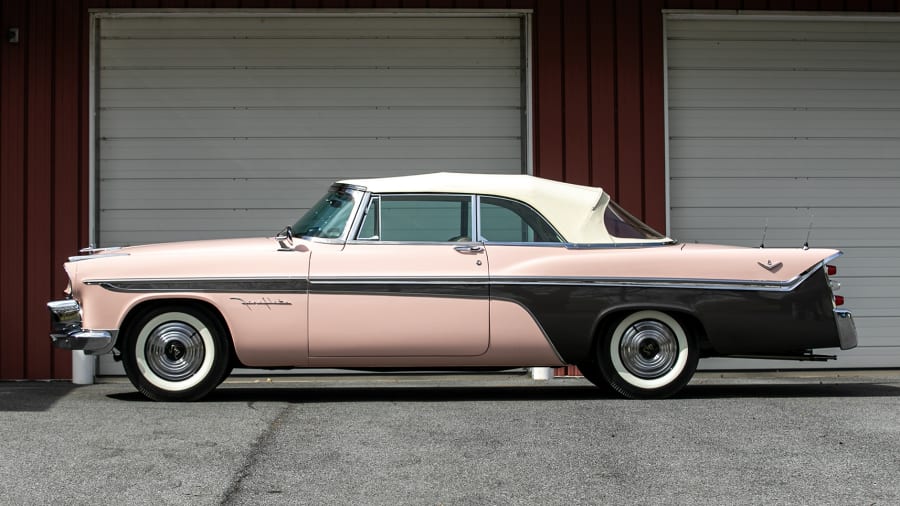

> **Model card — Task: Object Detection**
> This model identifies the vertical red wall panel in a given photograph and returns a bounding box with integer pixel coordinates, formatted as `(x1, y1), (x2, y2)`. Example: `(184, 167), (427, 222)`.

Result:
(49, 0), (87, 379)
(795, 0), (821, 10)
(0, 0), (27, 379)
(819, 0), (848, 10)
(768, 0), (796, 10)
(25, 0), (55, 379)
(716, 0), (742, 9)
(588, 0), (617, 195)
(741, 0), (771, 10)
(613, 0), (643, 214)
(240, 0), (270, 8)
(692, 0), (719, 9)
(561, 0), (590, 185)
(641, 0), (666, 231)
(509, 0), (536, 9)
(134, 0), (163, 8)
(533, 1), (564, 181)
(870, 0), (897, 10)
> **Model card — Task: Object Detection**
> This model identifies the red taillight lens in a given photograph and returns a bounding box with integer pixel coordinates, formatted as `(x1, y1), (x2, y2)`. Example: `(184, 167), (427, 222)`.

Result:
(834, 295), (844, 306)
(826, 265), (837, 276)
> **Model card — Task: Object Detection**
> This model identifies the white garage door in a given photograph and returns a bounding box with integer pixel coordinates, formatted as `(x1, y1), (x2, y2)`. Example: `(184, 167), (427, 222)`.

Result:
(96, 13), (527, 247)
(94, 12), (526, 376)
(666, 15), (900, 368)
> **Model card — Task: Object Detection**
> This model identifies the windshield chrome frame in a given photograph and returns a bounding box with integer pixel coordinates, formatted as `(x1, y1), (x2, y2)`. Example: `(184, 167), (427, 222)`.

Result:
(295, 184), (368, 244)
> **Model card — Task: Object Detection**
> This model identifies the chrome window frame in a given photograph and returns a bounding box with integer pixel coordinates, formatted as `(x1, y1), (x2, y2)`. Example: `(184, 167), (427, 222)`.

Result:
(348, 193), (478, 244)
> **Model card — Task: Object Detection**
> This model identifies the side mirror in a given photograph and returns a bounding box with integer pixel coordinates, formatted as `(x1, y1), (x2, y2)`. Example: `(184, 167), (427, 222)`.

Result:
(275, 226), (294, 251)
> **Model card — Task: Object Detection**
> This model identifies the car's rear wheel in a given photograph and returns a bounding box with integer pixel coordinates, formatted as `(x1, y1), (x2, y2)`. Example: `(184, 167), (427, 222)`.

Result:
(121, 305), (230, 402)
(597, 310), (698, 399)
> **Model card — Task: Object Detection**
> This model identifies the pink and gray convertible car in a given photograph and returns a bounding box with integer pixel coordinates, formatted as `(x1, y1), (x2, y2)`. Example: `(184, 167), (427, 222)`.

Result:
(48, 173), (856, 401)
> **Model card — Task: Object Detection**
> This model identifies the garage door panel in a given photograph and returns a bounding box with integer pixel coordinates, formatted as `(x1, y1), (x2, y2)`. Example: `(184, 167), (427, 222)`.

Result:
(101, 138), (524, 160)
(670, 138), (900, 158)
(670, 177), (900, 208)
(668, 88), (900, 109)
(672, 206), (900, 225)
(101, 16), (522, 39)
(667, 39), (900, 71)
(102, 158), (522, 179)
(101, 208), (307, 245)
(99, 178), (337, 210)
(100, 108), (522, 138)
(669, 69), (900, 91)
(101, 88), (520, 109)
(854, 318), (900, 346)
(669, 109), (900, 138)
(668, 17), (900, 369)
(670, 158), (899, 178)
(837, 291), (900, 316)
(102, 67), (522, 89)
(101, 44), (520, 69)
(97, 14), (525, 249)
(666, 19), (900, 41)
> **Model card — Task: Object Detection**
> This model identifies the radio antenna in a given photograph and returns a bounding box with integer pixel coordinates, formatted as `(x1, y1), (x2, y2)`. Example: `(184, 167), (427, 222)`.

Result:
(803, 212), (814, 250)
(759, 218), (768, 249)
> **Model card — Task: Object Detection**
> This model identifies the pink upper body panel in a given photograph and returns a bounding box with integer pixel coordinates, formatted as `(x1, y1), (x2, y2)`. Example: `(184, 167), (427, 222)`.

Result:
(485, 243), (840, 285)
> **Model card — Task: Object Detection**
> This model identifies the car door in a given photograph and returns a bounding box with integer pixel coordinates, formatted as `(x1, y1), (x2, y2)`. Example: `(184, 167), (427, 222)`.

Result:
(308, 193), (490, 357)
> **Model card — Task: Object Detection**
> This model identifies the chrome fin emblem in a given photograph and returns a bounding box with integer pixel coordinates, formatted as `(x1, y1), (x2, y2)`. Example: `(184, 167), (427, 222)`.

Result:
(758, 260), (783, 272)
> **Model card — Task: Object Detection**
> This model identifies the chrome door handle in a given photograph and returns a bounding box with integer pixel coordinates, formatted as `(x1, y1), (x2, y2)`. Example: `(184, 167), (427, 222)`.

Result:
(453, 244), (484, 253)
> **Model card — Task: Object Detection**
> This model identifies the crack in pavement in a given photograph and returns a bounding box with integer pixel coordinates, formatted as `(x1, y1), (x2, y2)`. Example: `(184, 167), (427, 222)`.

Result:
(220, 404), (292, 505)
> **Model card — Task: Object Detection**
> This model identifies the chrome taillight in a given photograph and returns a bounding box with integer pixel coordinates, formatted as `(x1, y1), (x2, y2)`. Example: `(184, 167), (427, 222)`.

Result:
(834, 295), (845, 306)
(826, 264), (837, 276)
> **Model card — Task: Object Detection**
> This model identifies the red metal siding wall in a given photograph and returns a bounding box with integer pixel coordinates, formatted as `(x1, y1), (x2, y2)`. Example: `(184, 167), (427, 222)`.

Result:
(1, 0), (898, 379)
(0, 0), (92, 379)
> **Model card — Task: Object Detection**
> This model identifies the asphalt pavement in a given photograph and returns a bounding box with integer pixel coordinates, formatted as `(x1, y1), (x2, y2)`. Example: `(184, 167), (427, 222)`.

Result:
(1, 371), (899, 505)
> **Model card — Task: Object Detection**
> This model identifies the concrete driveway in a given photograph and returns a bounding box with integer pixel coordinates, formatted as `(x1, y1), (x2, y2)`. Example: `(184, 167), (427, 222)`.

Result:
(1, 371), (899, 505)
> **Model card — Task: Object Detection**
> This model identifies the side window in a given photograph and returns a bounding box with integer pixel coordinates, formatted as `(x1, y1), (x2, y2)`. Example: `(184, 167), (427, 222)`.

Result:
(357, 194), (472, 242)
(479, 196), (562, 243)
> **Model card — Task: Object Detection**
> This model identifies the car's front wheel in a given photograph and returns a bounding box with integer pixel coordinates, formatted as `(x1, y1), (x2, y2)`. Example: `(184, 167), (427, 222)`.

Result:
(597, 310), (698, 399)
(121, 305), (231, 402)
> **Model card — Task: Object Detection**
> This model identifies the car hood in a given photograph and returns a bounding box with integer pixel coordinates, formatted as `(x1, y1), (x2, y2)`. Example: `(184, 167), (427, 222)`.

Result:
(66, 237), (313, 282)
(91, 237), (282, 258)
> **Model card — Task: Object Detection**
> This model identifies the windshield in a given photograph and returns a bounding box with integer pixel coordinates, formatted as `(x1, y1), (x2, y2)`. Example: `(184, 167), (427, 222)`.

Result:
(291, 187), (359, 239)
(603, 200), (667, 240)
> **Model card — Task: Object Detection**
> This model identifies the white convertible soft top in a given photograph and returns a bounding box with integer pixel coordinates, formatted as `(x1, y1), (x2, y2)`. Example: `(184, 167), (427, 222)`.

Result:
(338, 172), (668, 244)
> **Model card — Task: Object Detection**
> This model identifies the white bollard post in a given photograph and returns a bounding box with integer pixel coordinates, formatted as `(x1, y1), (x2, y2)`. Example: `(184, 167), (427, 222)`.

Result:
(531, 367), (553, 381)
(72, 351), (96, 385)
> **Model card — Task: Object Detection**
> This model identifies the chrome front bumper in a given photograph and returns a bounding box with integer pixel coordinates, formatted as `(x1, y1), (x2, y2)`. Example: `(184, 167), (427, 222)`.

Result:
(834, 308), (857, 351)
(47, 299), (117, 355)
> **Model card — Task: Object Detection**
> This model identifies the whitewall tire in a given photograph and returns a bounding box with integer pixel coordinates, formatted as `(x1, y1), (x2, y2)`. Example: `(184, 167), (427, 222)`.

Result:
(122, 305), (230, 402)
(598, 310), (698, 399)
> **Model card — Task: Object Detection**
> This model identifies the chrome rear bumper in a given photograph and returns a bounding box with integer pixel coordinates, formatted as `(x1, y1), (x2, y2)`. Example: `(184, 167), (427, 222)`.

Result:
(834, 308), (857, 351)
(47, 299), (117, 354)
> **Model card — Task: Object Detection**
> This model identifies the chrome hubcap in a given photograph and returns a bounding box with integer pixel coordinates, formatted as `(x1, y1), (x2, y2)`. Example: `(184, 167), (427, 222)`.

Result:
(619, 320), (678, 379)
(145, 321), (205, 382)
